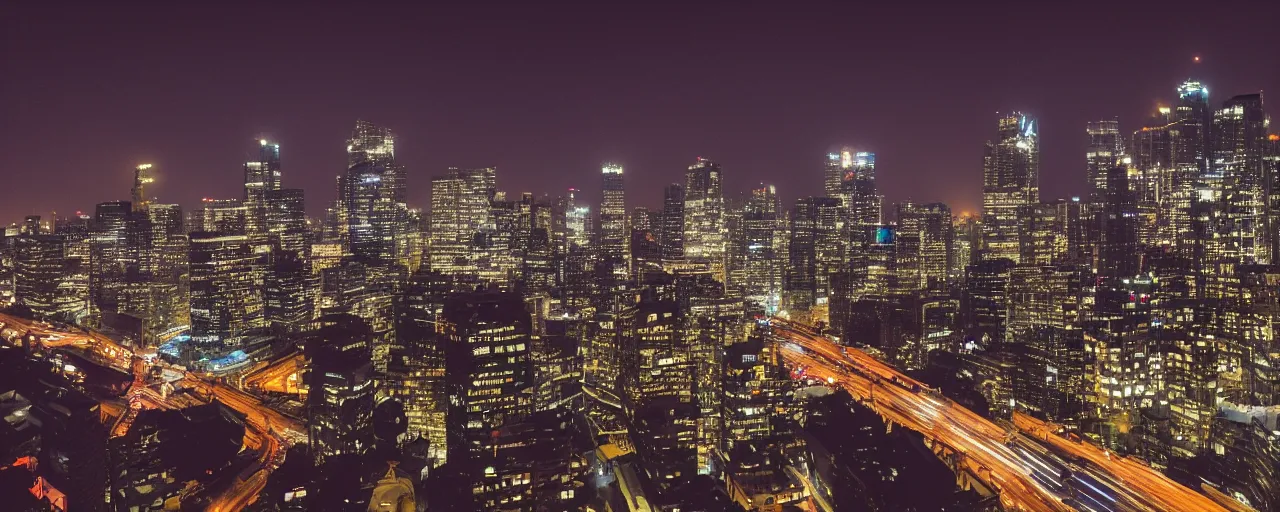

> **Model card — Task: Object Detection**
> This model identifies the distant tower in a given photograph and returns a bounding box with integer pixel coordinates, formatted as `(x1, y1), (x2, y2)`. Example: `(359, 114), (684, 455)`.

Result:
(131, 164), (154, 213)
(244, 140), (281, 245)
(981, 112), (1039, 262)
(1086, 120), (1124, 202)
(599, 163), (629, 278)
(682, 158), (726, 274)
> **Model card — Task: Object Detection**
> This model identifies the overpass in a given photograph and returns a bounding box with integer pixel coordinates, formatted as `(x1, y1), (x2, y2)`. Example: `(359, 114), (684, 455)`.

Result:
(771, 318), (1231, 512)
(0, 311), (302, 511)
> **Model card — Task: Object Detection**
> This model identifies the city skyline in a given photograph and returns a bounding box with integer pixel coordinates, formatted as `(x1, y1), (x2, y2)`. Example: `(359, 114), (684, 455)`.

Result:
(4, 3), (1279, 221)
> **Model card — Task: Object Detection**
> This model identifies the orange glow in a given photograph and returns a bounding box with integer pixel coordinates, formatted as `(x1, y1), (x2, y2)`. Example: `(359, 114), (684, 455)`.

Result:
(1193, 56), (1200, 62)
(1269, 134), (1279, 141)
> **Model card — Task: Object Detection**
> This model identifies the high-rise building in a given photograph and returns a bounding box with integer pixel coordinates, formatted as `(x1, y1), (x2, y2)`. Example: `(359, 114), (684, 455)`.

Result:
(244, 140), (282, 245)
(683, 158), (726, 275)
(306, 314), (377, 467)
(265, 188), (307, 256)
(13, 234), (71, 318)
(1086, 120), (1125, 202)
(896, 202), (952, 292)
(599, 163), (629, 279)
(131, 163), (154, 213)
(429, 167), (496, 277)
(630, 207), (652, 232)
(982, 112), (1040, 262)
(660, 183), (686, 260)
(743, 184), (783, 314)
(786, 197), (841, 311)
(341, 121), (409, 266)
(188, 232), (264, 346)
(441, 291), (534, 496)
(1210, 93), (1268, 267)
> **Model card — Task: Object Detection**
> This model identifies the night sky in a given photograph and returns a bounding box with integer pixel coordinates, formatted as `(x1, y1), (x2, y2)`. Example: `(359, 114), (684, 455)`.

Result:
(3, 3), (1278, 222)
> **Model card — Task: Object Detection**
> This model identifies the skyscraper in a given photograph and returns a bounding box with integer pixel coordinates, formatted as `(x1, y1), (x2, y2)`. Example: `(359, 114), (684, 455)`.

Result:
(341, 121), (409, 266)
(660, 183), (685, 260)
(1086, 120), (1124, 202)
(1211, 93), (1267, 266)
(823, 148), (853, 198)
(131, 163), (154, 213)
(244, 140), (282, 245)
(897, 202), (953, 291)
(982, 112), (1040, 262)
(429, 167), (496, 277)
(188, 232), (264, 346)
(743, 184), (783, 313)
(786, 197), (840, 311)
(599, 163), (629, 278)
(682, 158), (726, 275)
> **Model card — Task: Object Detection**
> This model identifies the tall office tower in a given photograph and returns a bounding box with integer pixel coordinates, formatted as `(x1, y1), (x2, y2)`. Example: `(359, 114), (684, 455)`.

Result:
(822, 148), (855, 198)
(897, 202), (952, 291)
(244, 139), (282, 244)
(342, 121), (409, 266)
(481, 193), (521, 285)
(192, 198), (247, 235)
(1133, 107), (1179, 248)
(1266, 134), (1280, 261)
(660, 183), (686, 259)
(131, 163), (154, 212)
(1098, 165), (1141, 280)
(89, 200), (133, 313)
(1005, 264), (1087, 343)
(1211, 93), (1268, 266)
(1086, 120), (1125, 202)
(743, 184), (783, 313)
(982, 112), (1040, 262)
(395, 269), (452, 467)
(145, 203), (189, 333)
(13, 234), (70, 318)
(348, 120), (404, 198)
(785, 197), (841, 311)
(630, 207), (652, 232)
(617, 299), (698, 482)
(598, 163), (629, 279)
(560, 201), (594, 312)
(306, 314), (376, 467)
(441, 292), (534, 500)
(429, 167), (496, 276)
(721, 333), (788, 450)
(1170, 80), (1212, 255)
(188, 232), (264, 347)
(146, 204), (185, 281)
(265, 188), (307, 256)
(1017, 203), (1059, 266)
(264, 251), (313, 331)
(964, 258), (1014, 344)
(723, 196), (748, 300)
(54, 214), (92, 317)
(683, 158), (727, 274)
(951, 214), (979, 281)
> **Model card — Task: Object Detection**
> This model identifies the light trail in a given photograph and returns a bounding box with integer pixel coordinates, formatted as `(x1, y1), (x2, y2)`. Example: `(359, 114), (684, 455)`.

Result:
(770, 318), (1228, 512)
(0, 312), (300, 511)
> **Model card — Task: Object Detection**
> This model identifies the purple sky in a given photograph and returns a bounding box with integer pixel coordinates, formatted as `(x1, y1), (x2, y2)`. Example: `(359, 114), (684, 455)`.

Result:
(3, 2), (1277, 223)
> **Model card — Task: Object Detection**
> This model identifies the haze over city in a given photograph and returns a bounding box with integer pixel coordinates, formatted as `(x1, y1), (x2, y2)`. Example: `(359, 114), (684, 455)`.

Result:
(4, 2), (1278, 220)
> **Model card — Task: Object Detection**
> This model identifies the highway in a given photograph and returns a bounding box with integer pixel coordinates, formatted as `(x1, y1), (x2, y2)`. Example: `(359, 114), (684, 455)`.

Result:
(771, 318), (1229, 512)
(0, 311), (302, 511)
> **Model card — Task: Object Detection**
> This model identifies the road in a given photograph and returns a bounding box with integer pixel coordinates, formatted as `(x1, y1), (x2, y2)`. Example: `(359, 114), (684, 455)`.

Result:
(0, 311), (302, 511)
(771, 318), (1228, 512)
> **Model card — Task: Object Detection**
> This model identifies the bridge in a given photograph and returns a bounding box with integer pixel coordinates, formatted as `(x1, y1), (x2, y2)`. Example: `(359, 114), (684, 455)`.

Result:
(240, 349), (306, 395)
(771, 318), (1237, 512)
